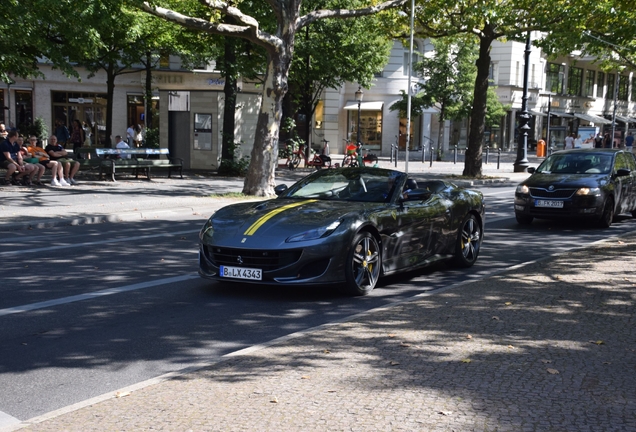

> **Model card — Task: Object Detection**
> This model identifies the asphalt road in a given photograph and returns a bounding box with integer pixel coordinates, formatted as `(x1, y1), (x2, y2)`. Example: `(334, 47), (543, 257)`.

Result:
(1, 184), (635, 425)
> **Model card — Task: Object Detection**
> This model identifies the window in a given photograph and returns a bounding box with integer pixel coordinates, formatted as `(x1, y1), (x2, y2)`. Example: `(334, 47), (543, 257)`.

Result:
(159, 54), (170, 69)
(618, 75), (629, 101)
(585, 70), (595, 96)
(567, 67), (583, 96)
(596, 71), (605, 98)
(15, 91), (33, 131)
(607, 73), (615, 99)
(488, 62), (498, 85)
(349, 110), (383, 150)
(403, 41), (419, 76)
(52, 91), (107, 146)
(546, 63), (564, 94)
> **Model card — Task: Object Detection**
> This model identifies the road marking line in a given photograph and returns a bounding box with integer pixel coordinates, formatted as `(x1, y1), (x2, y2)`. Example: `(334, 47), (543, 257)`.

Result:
(0, 229), (199, 257)
(0, 274), (199, 318)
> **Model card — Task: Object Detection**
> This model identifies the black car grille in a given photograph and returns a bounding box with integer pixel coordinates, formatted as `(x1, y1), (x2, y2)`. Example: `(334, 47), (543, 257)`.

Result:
(205, 246), (302, 271)
(529, 188), (577, 199)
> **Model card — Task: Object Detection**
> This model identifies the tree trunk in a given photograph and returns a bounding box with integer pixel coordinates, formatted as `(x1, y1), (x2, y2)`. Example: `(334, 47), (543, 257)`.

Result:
(463, 32), (494, 177)
(144, 51), (153, 130)
(105, 62), (116, 148)
(242, 51), (292, 196)
(221, 36), (238, 160)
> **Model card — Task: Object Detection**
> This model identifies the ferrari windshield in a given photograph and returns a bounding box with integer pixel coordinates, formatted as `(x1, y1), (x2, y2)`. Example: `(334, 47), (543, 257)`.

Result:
(536, 153), (613, 174)
(281, 168), (407, 203)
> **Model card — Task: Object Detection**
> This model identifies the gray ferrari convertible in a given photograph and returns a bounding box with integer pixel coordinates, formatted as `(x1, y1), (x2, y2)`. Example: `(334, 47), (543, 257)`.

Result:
(199, 167), (485, 295)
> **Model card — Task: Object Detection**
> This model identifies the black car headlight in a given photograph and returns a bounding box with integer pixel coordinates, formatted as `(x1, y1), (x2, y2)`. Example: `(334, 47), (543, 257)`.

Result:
(199, 217), (215, 241)
(576, 187), (601, 196)
(286, 220), (342, 243)
(516, 184), (530, 194)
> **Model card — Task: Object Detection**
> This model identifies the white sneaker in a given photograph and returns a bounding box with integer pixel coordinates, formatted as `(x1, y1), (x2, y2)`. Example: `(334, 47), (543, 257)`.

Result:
(51, 178), (61, 187)
(68, 178), (78, 185)
(59, 178), (70, 187)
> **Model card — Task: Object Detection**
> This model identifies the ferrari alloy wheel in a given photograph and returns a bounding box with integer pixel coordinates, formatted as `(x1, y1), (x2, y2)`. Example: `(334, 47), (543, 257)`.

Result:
(597, 197), (614, 228)
(453, 214), (482, 268)
(345, 231), (381, 295)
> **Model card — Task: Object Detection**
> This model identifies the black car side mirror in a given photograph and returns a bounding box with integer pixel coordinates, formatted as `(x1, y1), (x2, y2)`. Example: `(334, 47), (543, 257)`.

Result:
(616, 168), (631, 177)
(274, 184), (288, 196)
(527, 167), (536, 174)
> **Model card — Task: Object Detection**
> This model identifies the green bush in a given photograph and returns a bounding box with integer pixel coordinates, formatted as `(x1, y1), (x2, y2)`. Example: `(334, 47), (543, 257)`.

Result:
(144, 127), (159, 148)
(19, 117), (48, 140)
(218, 141), (250, 177)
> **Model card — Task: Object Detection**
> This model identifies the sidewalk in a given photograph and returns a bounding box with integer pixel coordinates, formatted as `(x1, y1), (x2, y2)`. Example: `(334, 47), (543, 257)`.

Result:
(12, 233), (636, 431)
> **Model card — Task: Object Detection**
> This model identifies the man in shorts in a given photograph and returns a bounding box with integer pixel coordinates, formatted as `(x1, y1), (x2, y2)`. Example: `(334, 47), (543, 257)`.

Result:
(26, 136), (68, 186)
(45, 135), (80, 185)
(1, 130), (37, 185)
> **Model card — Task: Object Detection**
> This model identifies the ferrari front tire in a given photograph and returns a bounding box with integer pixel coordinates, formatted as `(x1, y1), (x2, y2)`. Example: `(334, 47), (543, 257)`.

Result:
(344, 231), (381, 296)
(453, 214), (482, 268)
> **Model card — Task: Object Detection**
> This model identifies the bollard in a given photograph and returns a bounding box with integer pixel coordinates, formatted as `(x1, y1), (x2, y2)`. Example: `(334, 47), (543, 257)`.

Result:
(390, 144), (393, 163)
(429, 145), (433, 167)
(454, 145), (457, 164)
(421, 145), (425, 163)
(485, 146), (490, 164)
(497, 148), (501, 170)
(395, 145), (398, 168)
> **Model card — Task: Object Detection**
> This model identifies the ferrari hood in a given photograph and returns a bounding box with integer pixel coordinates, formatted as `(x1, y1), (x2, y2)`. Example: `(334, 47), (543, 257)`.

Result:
(207, 198), (377, 245)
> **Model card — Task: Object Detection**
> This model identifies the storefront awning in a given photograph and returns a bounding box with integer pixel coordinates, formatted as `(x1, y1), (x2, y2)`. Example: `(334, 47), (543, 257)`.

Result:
(343, 101), (384, 111)
(530, 110), (547, 117)
(614, 115), (635, 124)
(574, 113), (612, 124)
(549, 111), (575, 118)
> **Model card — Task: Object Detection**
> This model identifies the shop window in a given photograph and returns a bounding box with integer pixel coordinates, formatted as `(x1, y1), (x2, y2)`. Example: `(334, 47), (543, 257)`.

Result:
(349, 110), (383, 151)
(52, 91), (107, 146)
(398, 117), (420, 150)
(314, 100), (324, 130)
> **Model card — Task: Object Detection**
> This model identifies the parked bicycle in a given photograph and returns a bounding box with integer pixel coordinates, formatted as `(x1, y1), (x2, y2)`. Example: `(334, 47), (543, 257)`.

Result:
(341, 140), (378, 168)
(287, 142), (331, 170)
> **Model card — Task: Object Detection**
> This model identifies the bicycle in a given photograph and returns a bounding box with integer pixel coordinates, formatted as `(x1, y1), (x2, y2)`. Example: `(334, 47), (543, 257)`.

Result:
(288, 142), (332, 170)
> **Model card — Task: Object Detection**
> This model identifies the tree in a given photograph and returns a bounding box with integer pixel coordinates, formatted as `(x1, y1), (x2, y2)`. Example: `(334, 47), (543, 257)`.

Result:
(409, 0), (580, 177)
(288, 1), (394, 150)
(140, 0), (406, 196)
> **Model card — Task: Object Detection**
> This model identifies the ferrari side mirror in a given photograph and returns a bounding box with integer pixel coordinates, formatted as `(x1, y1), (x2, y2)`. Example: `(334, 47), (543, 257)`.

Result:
(274, 184), (288, 196)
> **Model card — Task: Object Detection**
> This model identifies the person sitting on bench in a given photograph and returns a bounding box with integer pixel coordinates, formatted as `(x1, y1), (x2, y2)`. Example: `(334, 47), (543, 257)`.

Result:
(26, 135), (68, 186)
(45, 135), (80, 185)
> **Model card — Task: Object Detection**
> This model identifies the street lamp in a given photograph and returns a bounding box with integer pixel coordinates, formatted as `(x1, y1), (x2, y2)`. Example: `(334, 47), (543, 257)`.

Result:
(355, 86), (363, 145)
(514, 31), (531, 172)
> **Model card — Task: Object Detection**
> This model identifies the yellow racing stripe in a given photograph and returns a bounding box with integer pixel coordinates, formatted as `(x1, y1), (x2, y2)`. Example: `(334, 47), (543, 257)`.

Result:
(243, 200), (317, 236)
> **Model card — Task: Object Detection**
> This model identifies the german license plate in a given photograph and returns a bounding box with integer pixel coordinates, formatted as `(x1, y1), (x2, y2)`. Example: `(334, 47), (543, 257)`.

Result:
(535, 199), (564, 208)
(220, 265), (262, 280)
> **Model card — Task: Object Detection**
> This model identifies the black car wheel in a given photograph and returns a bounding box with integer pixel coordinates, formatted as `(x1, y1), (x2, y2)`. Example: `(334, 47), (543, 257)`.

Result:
(597, 197), (615, 228)
(453, 214), (482, 268)
(515, 213), (533, 225)
(345, 231), (381, 295)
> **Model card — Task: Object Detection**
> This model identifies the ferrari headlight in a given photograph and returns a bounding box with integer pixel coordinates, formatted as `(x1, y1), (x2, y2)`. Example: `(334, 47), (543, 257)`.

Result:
(286, 220), (342, 243)
(576, 187), (601, 196)
(516, 184), (530, 194)
(199, 217), (214, 240)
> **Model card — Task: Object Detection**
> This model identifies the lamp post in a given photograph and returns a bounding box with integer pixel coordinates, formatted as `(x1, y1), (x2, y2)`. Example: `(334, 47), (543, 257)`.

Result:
(355, 86), (363, 146)
(611, 72), (619, 148)
(404, 0), (415, 174)
(514, 31), (531, 172)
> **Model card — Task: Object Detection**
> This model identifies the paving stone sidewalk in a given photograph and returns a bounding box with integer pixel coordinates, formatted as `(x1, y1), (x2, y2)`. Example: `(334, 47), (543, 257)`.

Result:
(16, 234), (636, 431)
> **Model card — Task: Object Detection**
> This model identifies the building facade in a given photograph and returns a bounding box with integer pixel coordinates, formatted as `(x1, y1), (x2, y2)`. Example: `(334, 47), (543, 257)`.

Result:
(2, 35), (635, 168)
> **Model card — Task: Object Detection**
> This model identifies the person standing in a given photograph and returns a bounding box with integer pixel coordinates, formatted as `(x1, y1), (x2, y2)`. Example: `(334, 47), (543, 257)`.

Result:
(69, 119), (86, 159)
(126, 123), (135, 146)
(603, 132), (612, 148)
(564, 133), (575, 149)
(574, 134), (583, 148)
(54, 119), (70, 147)
(625, 132), (634, 153)
(594, 133), (603, 148)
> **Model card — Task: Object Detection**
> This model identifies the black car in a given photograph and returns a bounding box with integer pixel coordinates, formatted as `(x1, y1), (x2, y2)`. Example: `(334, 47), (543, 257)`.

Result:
(199, 167), (485, 295)
(514, 148), (636, 227)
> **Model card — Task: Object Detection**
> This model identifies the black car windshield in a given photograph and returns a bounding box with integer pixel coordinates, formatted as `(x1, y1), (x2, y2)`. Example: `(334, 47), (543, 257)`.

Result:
(536, 153), (613, 174)
(281, 168), (406, 203)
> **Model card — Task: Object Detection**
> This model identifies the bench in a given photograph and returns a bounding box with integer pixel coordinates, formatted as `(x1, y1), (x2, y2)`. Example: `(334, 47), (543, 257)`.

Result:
(87, 148), (183, 181)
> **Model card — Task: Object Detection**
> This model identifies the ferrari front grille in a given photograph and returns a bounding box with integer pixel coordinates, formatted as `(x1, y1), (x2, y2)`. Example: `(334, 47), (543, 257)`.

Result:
(529, 188), (576, 199)
(206, 246), (302, 271)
